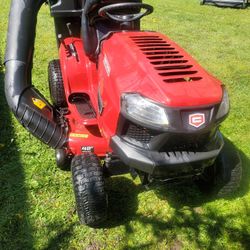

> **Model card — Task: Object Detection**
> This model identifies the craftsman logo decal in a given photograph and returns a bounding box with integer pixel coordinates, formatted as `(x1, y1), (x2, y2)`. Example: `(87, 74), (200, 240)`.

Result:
(189, 113), (205, 128)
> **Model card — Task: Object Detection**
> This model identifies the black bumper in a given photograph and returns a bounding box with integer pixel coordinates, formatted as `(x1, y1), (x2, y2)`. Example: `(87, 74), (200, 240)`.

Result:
(110, 133), (224, 178)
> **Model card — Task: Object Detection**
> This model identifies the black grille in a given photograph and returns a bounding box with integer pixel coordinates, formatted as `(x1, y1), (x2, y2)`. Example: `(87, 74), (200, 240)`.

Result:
(120, 118), (212, 152)
(160, 133), (211, 153)
(125, 123), (155, 144)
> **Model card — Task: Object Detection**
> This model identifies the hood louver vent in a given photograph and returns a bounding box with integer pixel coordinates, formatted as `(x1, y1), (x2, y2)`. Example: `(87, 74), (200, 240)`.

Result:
(131, 35), (203, 83)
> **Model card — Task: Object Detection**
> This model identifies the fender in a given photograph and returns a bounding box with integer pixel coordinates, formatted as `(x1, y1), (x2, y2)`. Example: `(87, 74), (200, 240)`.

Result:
(4, 0), (66, 148)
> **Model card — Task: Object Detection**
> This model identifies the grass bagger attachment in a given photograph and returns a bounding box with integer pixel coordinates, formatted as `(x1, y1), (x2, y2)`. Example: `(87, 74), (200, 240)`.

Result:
(4, 0), (242, 227)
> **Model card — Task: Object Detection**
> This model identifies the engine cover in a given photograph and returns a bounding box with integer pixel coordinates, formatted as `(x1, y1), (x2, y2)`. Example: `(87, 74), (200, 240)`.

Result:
(99, 31), (223, 108)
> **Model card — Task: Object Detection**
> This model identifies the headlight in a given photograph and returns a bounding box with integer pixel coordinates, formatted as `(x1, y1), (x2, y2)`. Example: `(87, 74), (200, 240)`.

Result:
(122, 93), (169, 128)
(216, 87), (230, 120)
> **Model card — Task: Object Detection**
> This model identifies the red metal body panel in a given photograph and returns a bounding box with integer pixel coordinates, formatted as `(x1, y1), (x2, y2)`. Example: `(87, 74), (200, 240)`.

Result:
(99, 31), (223, 108)
(59, 32), (223, 156)
(59, 38), (109, 156)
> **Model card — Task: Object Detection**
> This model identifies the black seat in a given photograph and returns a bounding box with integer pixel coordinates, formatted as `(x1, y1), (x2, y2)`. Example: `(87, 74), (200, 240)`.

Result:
(81, 0), (142, 60)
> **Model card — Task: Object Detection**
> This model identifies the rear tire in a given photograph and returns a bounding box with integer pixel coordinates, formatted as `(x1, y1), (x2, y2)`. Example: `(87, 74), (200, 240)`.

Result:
(196, 139), (242, 198)
(48, 60), (67, 108)
(71, 153), (108, 227)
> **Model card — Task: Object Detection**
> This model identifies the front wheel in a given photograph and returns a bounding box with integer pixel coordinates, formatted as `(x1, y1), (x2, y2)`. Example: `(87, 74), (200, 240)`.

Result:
(196, 139), (242, 198)
(71, 153), (108, 227)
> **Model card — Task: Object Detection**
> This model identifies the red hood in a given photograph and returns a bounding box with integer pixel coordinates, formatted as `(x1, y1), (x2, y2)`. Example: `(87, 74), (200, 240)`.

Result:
(100, 31), (222, 107)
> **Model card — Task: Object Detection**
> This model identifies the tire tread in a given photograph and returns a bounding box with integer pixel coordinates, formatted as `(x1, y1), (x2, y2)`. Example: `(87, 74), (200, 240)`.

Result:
(48, 60), (67, 108)
(71, 153), (107, 227)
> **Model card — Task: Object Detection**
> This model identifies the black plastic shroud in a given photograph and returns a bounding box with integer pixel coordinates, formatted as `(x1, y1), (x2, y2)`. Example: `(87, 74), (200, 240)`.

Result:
(5, 0), (66, 148)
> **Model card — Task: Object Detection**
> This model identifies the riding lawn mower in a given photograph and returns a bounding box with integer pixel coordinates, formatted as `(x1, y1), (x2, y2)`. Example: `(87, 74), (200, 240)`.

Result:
(4, 0), (242, 227)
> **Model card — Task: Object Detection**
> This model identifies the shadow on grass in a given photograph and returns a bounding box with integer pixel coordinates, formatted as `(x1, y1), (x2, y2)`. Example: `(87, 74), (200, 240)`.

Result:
(43, 222), (76, 250)
(105, 177), (143, 227)
(42, 177), (142, 249)
(0, 62), (34, 248)
(130, 203), (250, 249)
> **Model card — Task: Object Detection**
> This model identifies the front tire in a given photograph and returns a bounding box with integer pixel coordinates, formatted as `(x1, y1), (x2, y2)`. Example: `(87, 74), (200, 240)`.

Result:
(196, 139), (242, 198)
(71, 153), (108, 227)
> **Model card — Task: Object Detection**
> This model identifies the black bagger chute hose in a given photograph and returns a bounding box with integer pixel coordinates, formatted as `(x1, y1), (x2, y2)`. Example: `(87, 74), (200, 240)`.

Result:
(4, 0), (67, 149)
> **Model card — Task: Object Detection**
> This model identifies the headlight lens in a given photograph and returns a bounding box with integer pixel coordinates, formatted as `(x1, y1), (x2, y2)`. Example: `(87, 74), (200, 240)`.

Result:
(216, 87), (230, 120)
(122, 94), (169, 127)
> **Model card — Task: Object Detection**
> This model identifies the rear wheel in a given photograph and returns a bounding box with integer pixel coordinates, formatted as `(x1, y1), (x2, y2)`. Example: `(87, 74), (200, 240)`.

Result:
(196, 139), (242, 198)
(71, 153), (108, 227)
(48, 59), (67, 108)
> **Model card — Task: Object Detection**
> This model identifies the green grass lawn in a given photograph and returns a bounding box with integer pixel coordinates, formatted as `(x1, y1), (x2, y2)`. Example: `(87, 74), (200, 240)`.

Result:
(0, 0), (250, 249)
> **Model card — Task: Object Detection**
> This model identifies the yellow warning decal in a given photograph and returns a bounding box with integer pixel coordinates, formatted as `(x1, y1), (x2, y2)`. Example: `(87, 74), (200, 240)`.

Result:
(32, 98), (46, 109)
(70, 133), (89, 139)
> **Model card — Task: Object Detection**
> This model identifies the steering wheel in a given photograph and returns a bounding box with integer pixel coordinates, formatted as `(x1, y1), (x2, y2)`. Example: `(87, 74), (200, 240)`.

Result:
(98, 3), (153, 22)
